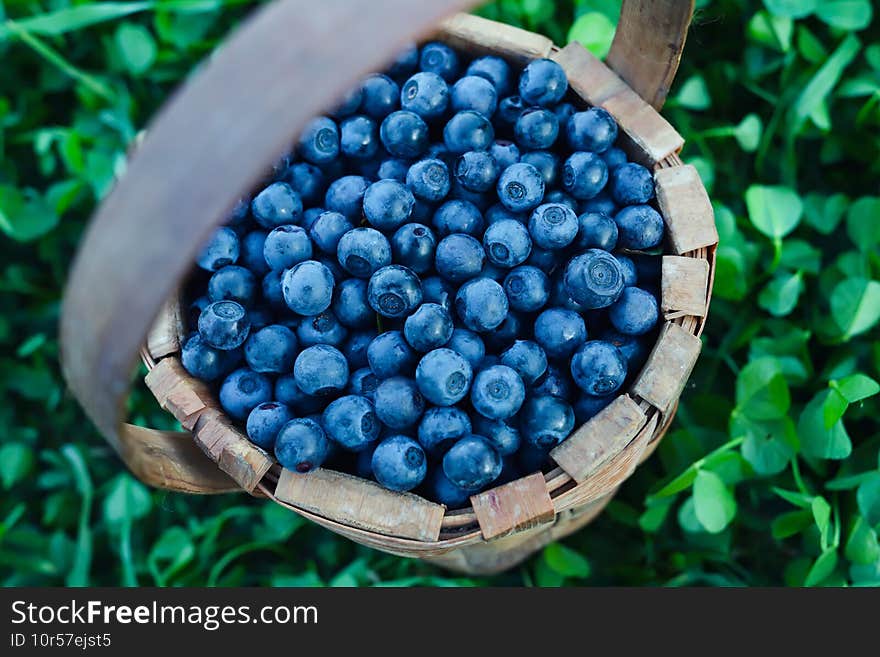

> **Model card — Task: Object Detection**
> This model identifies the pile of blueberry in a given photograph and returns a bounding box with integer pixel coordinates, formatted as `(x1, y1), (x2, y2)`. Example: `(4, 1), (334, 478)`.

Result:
(181, 42), (663, 508)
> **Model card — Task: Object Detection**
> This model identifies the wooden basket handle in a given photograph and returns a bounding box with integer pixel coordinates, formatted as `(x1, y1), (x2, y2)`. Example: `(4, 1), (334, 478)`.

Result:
(59, 0), (695, 492)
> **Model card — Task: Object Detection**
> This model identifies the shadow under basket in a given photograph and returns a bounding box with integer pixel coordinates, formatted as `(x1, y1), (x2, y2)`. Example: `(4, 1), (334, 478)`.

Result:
(61, 1), (718, 576)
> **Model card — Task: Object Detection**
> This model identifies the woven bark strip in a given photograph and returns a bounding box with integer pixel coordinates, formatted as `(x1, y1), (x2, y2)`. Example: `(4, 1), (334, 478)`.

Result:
(144, 358), (217, 430)
(662, 255), (710, 318)
(471, 472), (556, 540)
(632, 322), (703, 413)
(654, 165), (719, 254)
(146, 294), (184, 360)
(437, 13), (553, 63)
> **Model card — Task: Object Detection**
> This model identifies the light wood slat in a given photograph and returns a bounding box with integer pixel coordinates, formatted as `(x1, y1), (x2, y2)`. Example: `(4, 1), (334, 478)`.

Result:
(632, 322), (702, 412)
(661, 255), (710, 318)
(471, 472), (555, 540)
(655, 164), (718, 254)
(436, 13), (553, 63)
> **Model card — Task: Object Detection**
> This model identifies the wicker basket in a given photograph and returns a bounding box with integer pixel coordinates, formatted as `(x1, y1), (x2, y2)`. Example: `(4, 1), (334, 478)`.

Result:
(60, 0), (718, 575)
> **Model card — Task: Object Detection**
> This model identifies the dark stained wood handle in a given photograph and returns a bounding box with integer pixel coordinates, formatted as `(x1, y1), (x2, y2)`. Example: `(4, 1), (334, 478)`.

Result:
(60, 0), (695, 492)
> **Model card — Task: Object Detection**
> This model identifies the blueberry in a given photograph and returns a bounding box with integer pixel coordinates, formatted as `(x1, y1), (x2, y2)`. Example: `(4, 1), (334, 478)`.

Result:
(187, 295), (210, 327)
(450, 75), (498, 116)
(526, 246), (556, 273)
(362, 179), (414, 231)
(496, 163), (544, 213)
(467, 55), (512, 95)
(282, 260), (334, 315)
(611, 162), (654, 205)
(531, 364), (573, 400)
(246, 402), (293, 450)
(275, 374), (324, 414)
(207, 266), (257, 307)
(374, 376), (424, 429)
(600, 328), (650, 370)
(429, 468), (471, 508)
(239, 230), (269, 276)
(337, 227), (392, 278)
(243, 324), (298, 373)
(339, 115), (379, 160)
(571, 340), (627, 396)
(404, 303), (453, 352)
(500, 340), (548, 385)
(400, 72), (449, 119)
(514, 107), (559, 150)
(391, 223), (436, 275)
(263, 225), (312, 271)
(406, 158), (451, 202)
(616, 255), (638, 286)
(471, 416), (522, 456)
(293, 344), (349, 396)
(614, 205), (665, 249)
(567, 107), (618, 153)
(380, 110), (429, 158)
(301, 207), (324, 232)
(348, 367), (380, 401)
(443, 110), (494, 154)
(296, 310), (348, 347)
(219, 368), (273, 420)
(601, 146), (628, 171)
(283, 162), (325, 205)
(432, 199), (484, 237)
(573, 393), (616, 424)
(545, 189), (578, 211)
(343, 330), (375, 370)
(503, 265), (549, 312)
(517, 443), (552, 474)
(275, 418), (332, 473)
(419, 42), (459, 81)
(328, 279), (371, 330)
(388, 43), (419, 78)
(534, 307), (587, 359)
(496, 95), (525, 128)
(378, 158), (410, 182)
(482, 218), (532, 268)
(367, 330), (416, 378)
(609, 287), (658, 336)
(434, 233), (485, 283)
(331, 85), (363, 119)
(181, 333), (241, 381)
(308, 211), (353, 255)
(563, 151), (608, 200)
(529, 202), (579, 250)
(199, 300), (251, 350)
(575, 211), (618, 251)
(471, 364), (525, 420)
(485, 203), (526, 225)
(483, 310), (522, 353)
(261, 270), (285, 310)
(554, 101), (577, 124)
(519, 395), (575, 448)
(520, 150), (559, 187)
(564, 249), (625, 310)
(455, 277), (508, 332)
(442, 434), (502, 491)
(421, 276), (455, 313)
(418, 406), (472, 456)
(440, 330), (482, 371)
(489, 140), (521, 170)
(415, 348), (473, 406)
(580, 190), (618, 216)
(519, 58), (568, 106)
(227, 197), (251, 225)
(197, 227), (239, 271)
(371, 436), (427, 492)
(550, 274), (586, 313)
(360, 74), (400, 119)
(324, 175), (370, 219)
(298, 116), (340, 165)
(322, 394), (380, 451)
(367, 265), (422, 318)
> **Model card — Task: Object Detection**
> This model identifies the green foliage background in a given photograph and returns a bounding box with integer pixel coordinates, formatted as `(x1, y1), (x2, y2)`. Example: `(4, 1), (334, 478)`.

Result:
(1, 0), (879, 586)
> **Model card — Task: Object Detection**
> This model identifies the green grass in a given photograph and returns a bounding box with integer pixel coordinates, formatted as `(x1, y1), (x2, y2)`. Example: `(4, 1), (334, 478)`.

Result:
(1, 0), (879, 586)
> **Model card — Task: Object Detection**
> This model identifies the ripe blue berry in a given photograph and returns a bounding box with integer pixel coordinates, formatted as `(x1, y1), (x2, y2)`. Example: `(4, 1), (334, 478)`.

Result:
(400, 71), (449, 119)
(614, 205), (665, 249)
(406, 158), (450, 202)
(518, 58), (568, 107)
(434, 233), (485, 282)
(450, 75), (498, 117)
(391, 223), (436, 274)
(531, 364), (573, 400)
(611, 162), (654, 205)
(367, 330), (416, 378)
(339, 115), (379, 160)
(244, 324), (298, 373)
(283, 162), (325, 205)
(378, 158), (410, 182)
(471, 416), (521, 456)
(239, 230), (269, 276)
(296, 310), (348, 347)
(455, 151), (499, 193)
(573, 392), (616, 424)
(602, 146), (628, 171)
(181, 334), (241, 381)
(471, 364), (525, 420)
(197, 227), (239, 272)
(433, 200), (484, 237)
(562, 151), (608, 200)
(520, 150), (559, 187)
(308, 211), (353, 255)
(246, 402), (293, 450)
(519, 395), (575, 448)
(298, 116), (340, 165)
(567, 107), (618, 153)
(575, 211), (618, 251)
(455, 277), (509, 332)
(534, 307), (587, 359)
(496, 162), (545, 213)
(337, 227), (392, 278)
(570, 340), (627, 396)
(208, 265), (257, 306)
(496, 95), (525, 128)
(198, 300), (250, 350)
(580, 190), (617, 216)
(503, 265), (549, 312)
(263, 225), (312, 271)
(275, 374), (323, 415)
(419, 42), (460, 81)
(372, 436), (427, 492)
(445, 328), (486, 369)
(467, 55), (512, 95)
(380, 110), (429, 158)
(529, 202), (579, 250)
(418, 406), (472, 456)
(293, 344), (349, 396)
(348, 367), (380, 401)
(219, 368), (273, 420)
(367, 265), (422, 318)
(616, 255), (638, 286)
(415, 348), (473, 406)
(442, 434), (502, 491)
(360, 74), (400, 119)
(322, 394), (380, 451)
(443, 111), (494, 154)
(429, 468), (471, 508)
(329, 278), (373, 330)
(609, 287), (659, 336)
(374, 376), (425, 429)
(482, 218), (532, 267)
(275, 418), (332, 473)
(564, 249), (625, 309)
(600, 329), (650, 369)
(514, 107), (559, 150)
(404, 303), (453, 352)
(500, 340), (548, 385)
(282, 260), (334, 315)
(324, 175), (369, 219)
(489, 140), (520, 170)
(362, 179), (415, 231)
